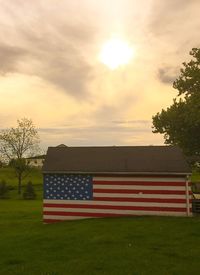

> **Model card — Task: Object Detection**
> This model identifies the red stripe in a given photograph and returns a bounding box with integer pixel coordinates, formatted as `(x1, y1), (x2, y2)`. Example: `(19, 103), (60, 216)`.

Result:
(93, 197), (191, 203)
(44, 212), (132, 218)
(93, 189), (189, 195)
(94, 175), (187, 179)
(44, 203), (187, 211)
(93, 181), (186, 186)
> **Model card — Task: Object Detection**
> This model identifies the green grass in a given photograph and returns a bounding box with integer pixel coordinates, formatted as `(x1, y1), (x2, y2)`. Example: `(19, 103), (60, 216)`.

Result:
(0, 167), (42, 187)
(0, 199), (200, 275)
(0, 167), (43, 199)
(1, 168), (200, 274)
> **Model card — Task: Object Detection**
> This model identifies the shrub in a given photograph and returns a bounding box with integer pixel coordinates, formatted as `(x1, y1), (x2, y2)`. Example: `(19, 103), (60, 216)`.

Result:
(0, 180), (9, 199)
(23, 181), (36, 200)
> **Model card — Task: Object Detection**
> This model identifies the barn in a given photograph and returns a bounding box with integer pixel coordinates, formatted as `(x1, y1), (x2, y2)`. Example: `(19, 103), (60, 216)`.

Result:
(42, 146), (192, 223)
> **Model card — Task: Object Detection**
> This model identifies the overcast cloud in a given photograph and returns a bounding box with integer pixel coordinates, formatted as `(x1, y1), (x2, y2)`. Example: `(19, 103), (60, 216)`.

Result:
(0, 0), (200, 147)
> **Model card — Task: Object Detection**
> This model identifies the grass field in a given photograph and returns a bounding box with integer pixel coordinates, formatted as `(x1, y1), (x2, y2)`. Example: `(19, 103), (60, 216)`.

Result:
(0, 167), (43, 199)
(0, 167), (43, 186)
(1, 168), (200, 274)
(0, 199), (200, 275)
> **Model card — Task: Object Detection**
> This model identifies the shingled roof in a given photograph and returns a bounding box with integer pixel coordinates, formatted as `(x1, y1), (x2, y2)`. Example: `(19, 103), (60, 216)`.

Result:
(43, 146), (191, 175)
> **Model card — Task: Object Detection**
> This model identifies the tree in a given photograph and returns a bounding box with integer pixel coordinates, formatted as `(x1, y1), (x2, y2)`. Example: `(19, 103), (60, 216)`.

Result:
(0, 118), (40, 194)
(152, 48), (200, 156)
(23, 181), (36, 200)
(0, 180), (9, 199)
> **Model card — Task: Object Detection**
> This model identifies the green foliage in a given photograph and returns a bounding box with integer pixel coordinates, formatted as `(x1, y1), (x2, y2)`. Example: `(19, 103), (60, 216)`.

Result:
(173, 48), (200, 96)
(23, 181), (36, 200)
(0, 180), (9, 199)
(0, 118), (40, 162)
(0, 118), (40, 194)
(152, 48), (200, 156)
(10, 158), (30, 173)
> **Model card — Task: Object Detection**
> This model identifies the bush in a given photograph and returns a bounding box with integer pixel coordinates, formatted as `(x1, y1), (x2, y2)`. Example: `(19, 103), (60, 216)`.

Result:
(23, 181), (36, 200)
(0, 180), (9, 199)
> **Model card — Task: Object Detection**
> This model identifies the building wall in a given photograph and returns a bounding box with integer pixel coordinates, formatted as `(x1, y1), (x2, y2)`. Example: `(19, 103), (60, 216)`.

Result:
(26, 158), (44, 167)
(43, 174), (192, 223)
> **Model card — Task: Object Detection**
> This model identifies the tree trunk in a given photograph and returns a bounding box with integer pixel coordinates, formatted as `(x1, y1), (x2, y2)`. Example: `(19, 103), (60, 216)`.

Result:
(18, 173), (22, 195)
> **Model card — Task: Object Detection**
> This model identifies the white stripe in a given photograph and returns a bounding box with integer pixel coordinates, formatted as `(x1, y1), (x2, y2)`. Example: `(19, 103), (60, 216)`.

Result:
(93, 177), (186, 182)
(44, 193), (188, 202)
(43, 210), (190, 217)
(93, 184), (185, 191)
(43, 200), (188, 208)
(93, 193), (186, 198)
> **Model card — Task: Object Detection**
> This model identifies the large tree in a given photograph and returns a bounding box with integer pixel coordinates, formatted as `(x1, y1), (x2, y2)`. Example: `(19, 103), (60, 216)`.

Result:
(0, 118), (40, 194)
(152, 48), (200, 156)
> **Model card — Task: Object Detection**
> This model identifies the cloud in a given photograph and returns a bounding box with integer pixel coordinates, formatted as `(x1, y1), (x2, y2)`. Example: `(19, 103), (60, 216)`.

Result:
(149, 1), (199, 36)
(0, 1), (97, 98)
(157, 67), (178, 85)
(112, 120), (150, 125)
(0, 44), (27, 75)
(38, 122), (152, 147)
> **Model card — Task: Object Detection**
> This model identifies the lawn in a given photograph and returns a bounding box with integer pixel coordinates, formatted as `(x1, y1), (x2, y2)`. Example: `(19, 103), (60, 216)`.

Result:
(0, 168), (200, 274)
(0, 167), (43, 199)
(0, 198), (200, 275)
(0, 167), (43, 187)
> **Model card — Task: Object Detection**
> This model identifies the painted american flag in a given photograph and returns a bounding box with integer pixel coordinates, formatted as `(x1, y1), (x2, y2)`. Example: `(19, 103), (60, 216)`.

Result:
(43, 174), (192, 223)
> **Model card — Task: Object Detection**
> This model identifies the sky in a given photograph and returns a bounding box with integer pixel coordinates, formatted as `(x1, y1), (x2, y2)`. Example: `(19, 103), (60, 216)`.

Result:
(0, 0), (200, 150)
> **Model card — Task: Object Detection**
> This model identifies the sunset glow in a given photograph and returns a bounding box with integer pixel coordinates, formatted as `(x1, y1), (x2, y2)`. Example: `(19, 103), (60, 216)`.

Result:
(0, 1), (199, 148)
(99, 38), (134, 69)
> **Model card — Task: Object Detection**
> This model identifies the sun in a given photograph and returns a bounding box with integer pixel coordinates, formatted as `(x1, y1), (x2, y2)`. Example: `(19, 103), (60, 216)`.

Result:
(99, 38), (135, 69)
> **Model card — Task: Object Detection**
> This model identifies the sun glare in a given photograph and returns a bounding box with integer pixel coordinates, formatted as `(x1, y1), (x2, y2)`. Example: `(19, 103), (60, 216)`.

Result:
(99, 38), (135, 69)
